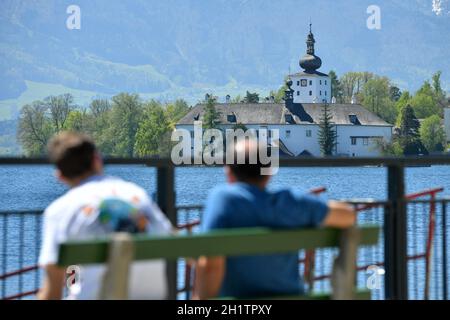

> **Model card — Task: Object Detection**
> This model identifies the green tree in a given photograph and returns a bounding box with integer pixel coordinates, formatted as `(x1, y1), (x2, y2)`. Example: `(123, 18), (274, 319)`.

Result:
(329, 70), (343, 102)
(18, 101), (54, 156)
(65, 109), (89, 132)
(202, 97), (220, 129)
(273, 85), (287, 103)
(376, 138), (403, 156)
(410, 92), (440, 119)
(45, 94), (75, 132)
(432, 71), (445, 102)
(108, 93), (143, 157)
(165, 99), (190, 128)
(87, 99), (113, 155)
(360, 77), (397, 124)
(398, 104), (427, 155)
(231, 95), (243, 103)
(419, 115), (446, 153)
(389, 86), (402, 102)
(134, 102), (171, 157)
(90, 99), (110, 116)
(395, 91), (411, 119)
(318, 103), (337, 156)
(340, 72), (374, 103)
(244, 91), (259, 103)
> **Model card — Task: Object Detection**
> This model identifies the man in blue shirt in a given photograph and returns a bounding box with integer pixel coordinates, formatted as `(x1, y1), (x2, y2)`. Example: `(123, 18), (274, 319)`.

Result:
(193, 139), (356, 299)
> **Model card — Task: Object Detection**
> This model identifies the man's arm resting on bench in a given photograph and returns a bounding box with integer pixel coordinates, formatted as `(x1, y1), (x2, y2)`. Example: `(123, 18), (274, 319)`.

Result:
(37, 264), (65, 300)
(322, 200), (356, 228)
(192, 256), (225, 300)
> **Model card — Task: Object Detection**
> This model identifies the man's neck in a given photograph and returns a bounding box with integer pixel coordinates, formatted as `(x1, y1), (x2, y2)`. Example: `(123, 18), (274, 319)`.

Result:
(67, 171), (102, 188)
(237, 180), (267, 191)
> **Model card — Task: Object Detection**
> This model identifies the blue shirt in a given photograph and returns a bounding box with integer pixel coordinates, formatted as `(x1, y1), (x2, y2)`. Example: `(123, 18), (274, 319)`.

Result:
(202, 183), (329, 298)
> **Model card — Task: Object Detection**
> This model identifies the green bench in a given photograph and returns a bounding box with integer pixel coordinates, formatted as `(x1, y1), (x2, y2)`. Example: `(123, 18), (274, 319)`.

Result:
(57, 225), (380, 300)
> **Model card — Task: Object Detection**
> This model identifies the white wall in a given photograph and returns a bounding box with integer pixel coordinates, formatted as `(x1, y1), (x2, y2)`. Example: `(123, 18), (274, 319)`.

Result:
(175, 123), (393, 157)
(335, 125), (393, 157)
(445, 108), (450, 143)
(290, 74), (330, 104)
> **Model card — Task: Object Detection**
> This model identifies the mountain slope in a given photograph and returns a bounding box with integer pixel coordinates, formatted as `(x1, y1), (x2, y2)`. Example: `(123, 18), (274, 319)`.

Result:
(0, 0), (449, 117)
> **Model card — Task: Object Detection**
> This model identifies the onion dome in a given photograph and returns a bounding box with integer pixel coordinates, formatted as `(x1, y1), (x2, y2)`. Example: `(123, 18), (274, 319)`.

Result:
(299, 24), (322, 72)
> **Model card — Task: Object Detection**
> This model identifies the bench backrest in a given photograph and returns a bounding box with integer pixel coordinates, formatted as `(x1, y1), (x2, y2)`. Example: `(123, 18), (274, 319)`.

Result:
(57, 226), (380, 299)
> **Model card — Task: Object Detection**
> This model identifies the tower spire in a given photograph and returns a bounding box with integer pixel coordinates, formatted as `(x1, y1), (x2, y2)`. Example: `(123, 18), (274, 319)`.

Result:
(306, 23), (315, 55)
(299, 23), (322, 72)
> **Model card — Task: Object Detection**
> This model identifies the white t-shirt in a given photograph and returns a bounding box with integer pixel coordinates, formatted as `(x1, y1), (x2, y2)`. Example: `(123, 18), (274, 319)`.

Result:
(38, 175), (172, 300)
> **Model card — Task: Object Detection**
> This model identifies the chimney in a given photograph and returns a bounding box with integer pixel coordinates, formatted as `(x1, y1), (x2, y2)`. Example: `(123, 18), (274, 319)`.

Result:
(225, 94), (231, 103)
(270, 95), (275, 103)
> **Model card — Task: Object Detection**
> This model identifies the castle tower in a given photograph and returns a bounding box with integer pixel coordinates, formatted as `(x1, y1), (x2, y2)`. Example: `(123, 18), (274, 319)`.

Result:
(289, 24), (331, 104)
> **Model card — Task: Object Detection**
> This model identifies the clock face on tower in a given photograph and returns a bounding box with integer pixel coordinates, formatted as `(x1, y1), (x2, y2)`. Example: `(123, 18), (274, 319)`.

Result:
(301, 79), (308, 87)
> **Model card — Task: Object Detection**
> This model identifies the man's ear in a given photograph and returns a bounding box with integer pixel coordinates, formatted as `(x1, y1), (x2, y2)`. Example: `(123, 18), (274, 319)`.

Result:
(224, 166), (237, 184)
(55, 169), (68, 185)
(92, 152), (104, 173)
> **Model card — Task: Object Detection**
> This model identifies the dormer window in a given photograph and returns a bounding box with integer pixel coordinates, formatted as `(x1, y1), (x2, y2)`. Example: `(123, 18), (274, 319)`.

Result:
(227, 113), (237, 123)
(285, 114), (295, 124)
(349, 114), (361, 125)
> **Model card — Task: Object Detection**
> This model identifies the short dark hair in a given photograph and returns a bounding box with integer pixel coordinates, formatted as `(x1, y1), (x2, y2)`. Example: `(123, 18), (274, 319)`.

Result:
(227, 141), (271, 182)
(47, 132), (97, 179)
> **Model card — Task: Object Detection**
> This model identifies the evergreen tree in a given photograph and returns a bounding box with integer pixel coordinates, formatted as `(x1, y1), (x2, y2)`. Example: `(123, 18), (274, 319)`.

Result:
(202, 96), (220, 129)
(398, 104), (428, 155)
(329, 70), (343, 102)
(244, 91), (259, 103)
(318, 103), (337, 156)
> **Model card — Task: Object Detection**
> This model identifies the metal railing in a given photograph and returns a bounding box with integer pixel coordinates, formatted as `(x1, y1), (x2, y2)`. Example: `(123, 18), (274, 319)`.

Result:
(1, 155), (450, 300)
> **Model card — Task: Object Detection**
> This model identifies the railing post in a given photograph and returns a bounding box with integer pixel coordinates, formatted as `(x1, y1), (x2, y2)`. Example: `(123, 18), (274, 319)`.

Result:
(443, 201), (448, 300)
(385, 164), (408, 300)
(156, 163), (177, 300)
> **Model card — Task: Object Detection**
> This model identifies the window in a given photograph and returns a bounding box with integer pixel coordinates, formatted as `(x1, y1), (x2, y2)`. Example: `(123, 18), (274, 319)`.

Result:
(320, 90), (322, 96)
(297, 91), (300, 96)
(285, 130), (291, 138)
(325, 91), (327, 96)
(301, 79), (307, 87)
(363, 138), (369, 145)
(227, 114), (236, 123)
(309, 91), (312, 96)
(306, 129), (312, 137)
(190, 131), (194, 138)
(325, 80), (327, 85)
(297, 81), (300, 86)
(309, 80), (312, 85)
(351, 137), (357, 145)
(320, 80), (322, 85)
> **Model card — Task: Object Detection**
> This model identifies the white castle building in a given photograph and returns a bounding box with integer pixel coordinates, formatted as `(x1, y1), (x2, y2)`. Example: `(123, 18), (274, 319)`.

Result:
(445, 106), (450, 144)
(176, 26), (393, 157)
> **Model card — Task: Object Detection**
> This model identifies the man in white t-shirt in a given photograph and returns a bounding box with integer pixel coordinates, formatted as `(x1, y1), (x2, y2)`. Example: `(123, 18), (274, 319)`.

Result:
(37, 132), (173, 300)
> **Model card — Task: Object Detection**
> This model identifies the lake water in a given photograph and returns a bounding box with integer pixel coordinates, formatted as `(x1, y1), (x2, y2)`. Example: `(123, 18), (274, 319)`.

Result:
(1, 164), (449, 299)
(1, 165), (450, 211)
